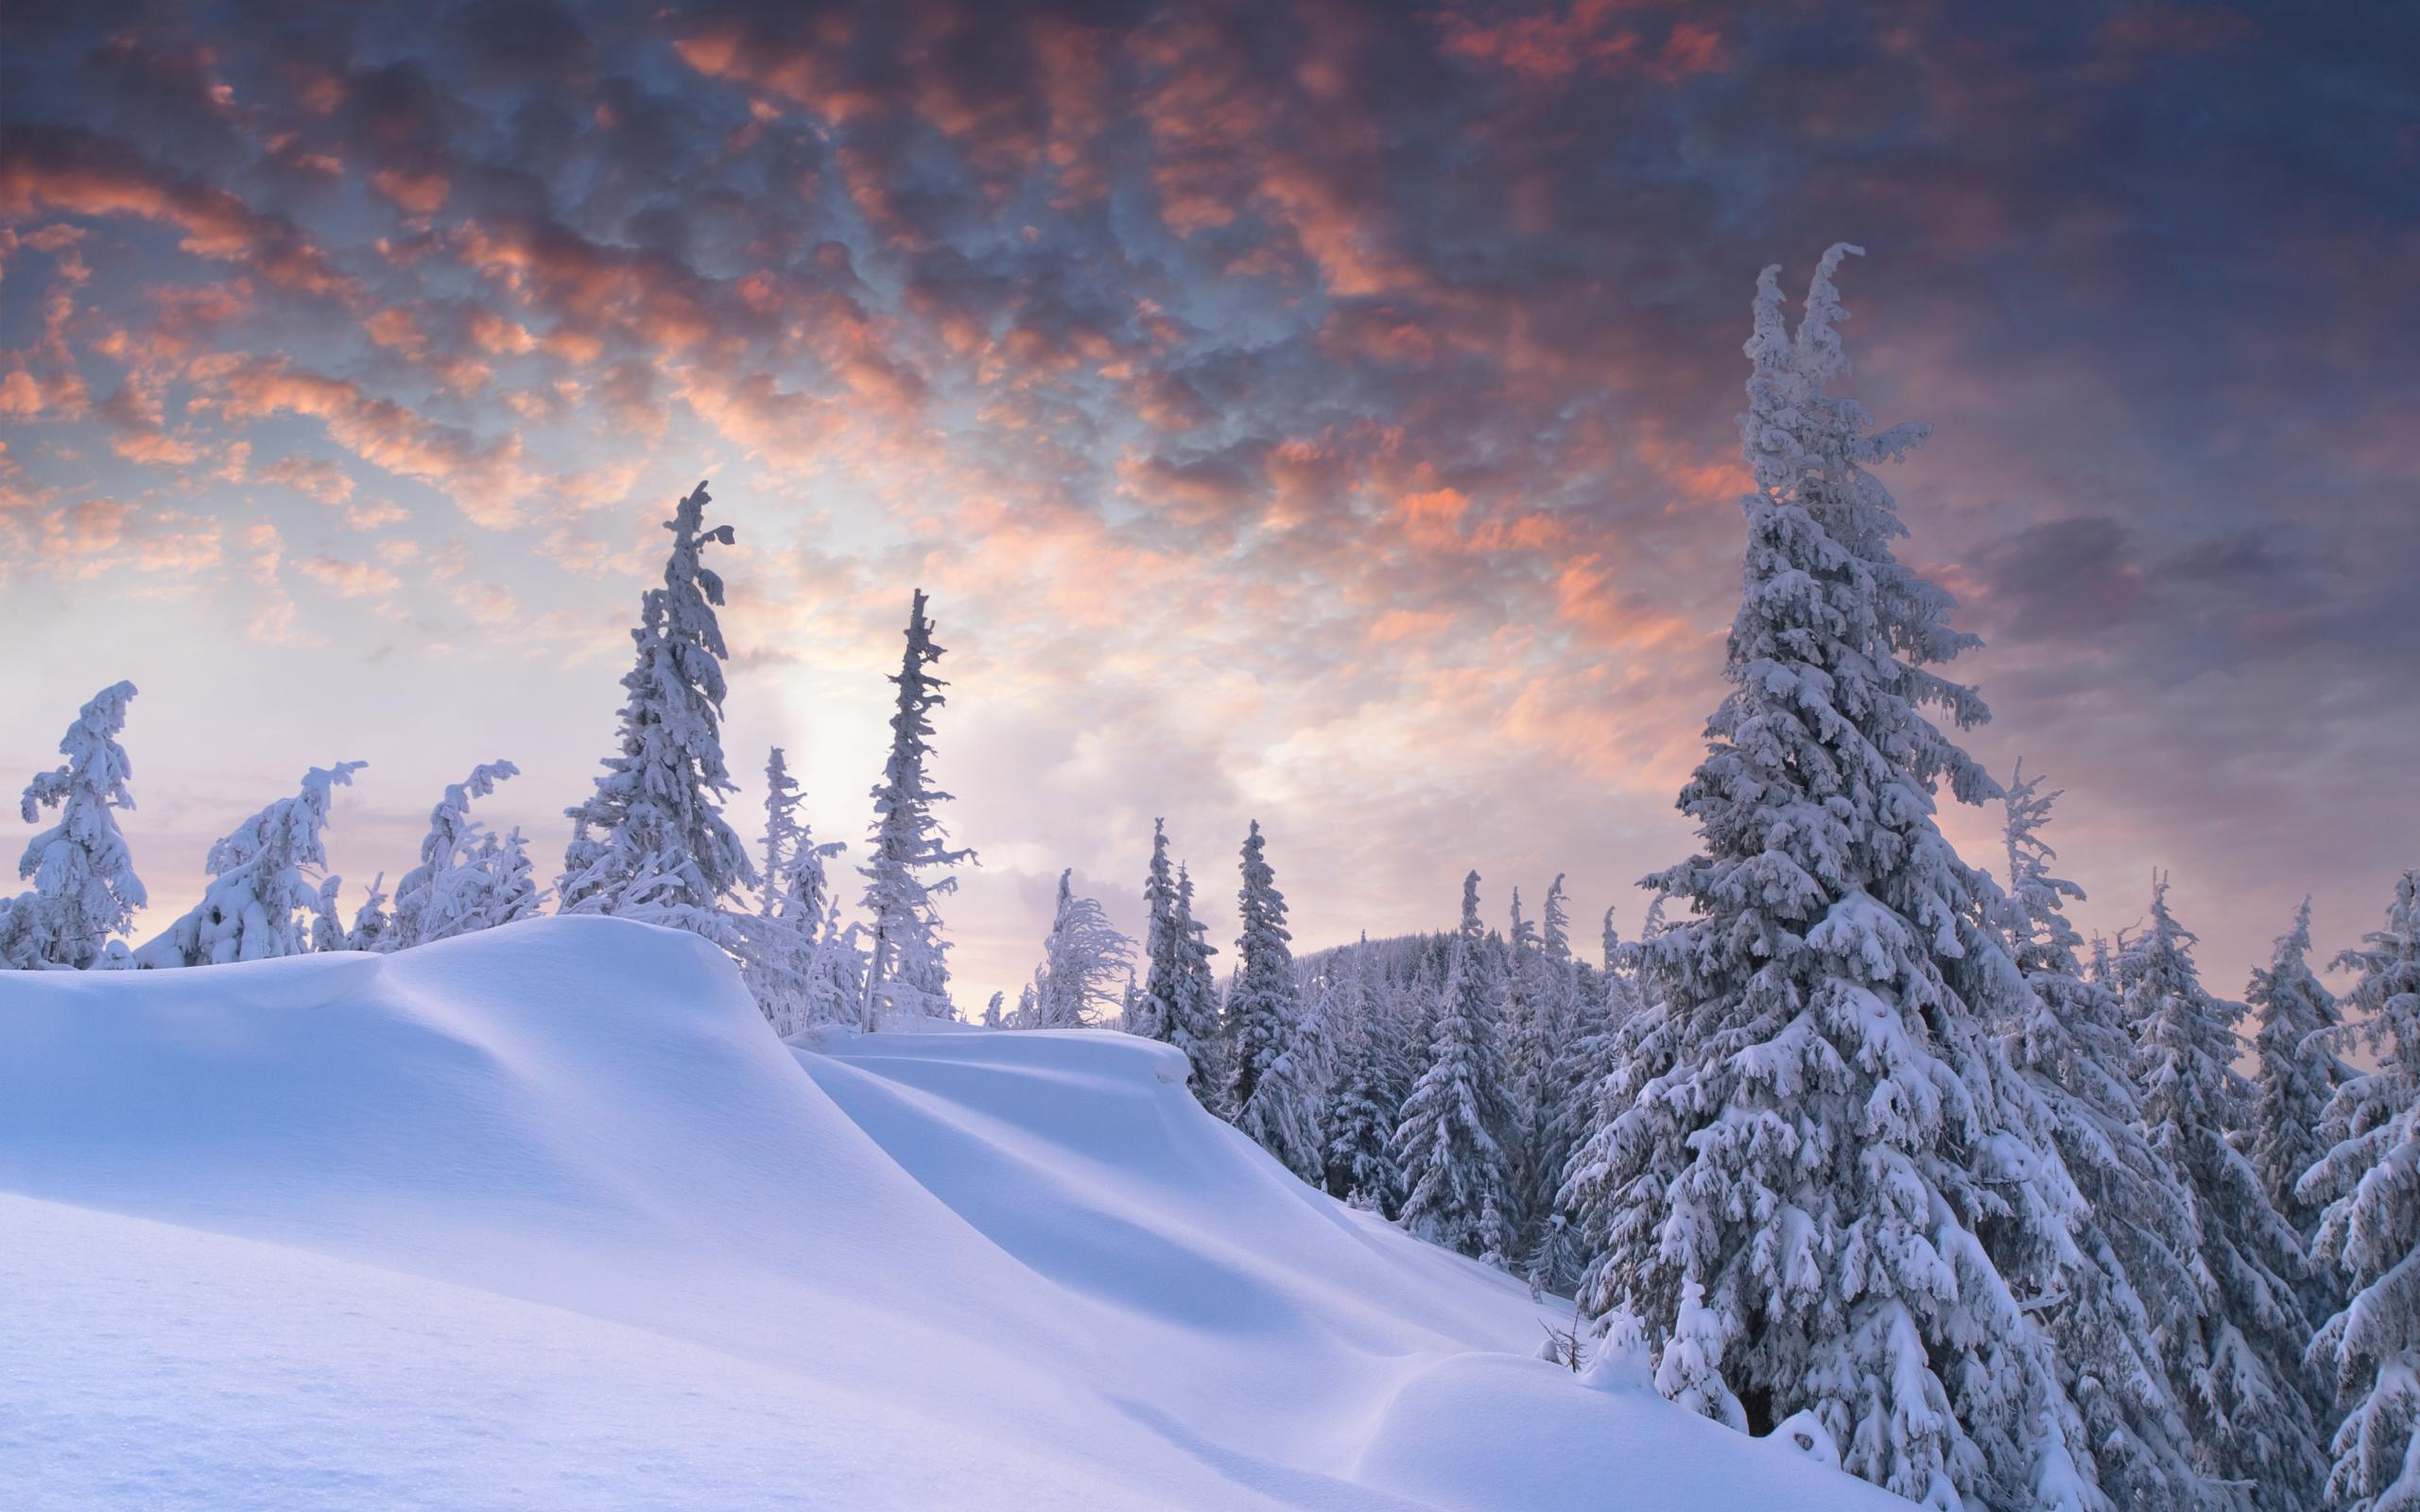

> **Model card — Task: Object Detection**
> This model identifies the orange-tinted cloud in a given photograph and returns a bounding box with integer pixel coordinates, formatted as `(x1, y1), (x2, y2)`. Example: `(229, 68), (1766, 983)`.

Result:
(1, 127), (356, 300)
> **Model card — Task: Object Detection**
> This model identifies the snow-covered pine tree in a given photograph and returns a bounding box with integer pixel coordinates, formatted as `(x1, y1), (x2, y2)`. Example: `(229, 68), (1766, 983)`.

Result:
(559, 482), (752, 941)
(981, 990), (1004, 1029)
(800, 896), (867, 1028)
(4, 680), (146, 969)
(1548, 909), (1638, 1269)
(310, 876), (348, 953)
(1323, 939), (1406, 1211)
(1033, 868), (1135, 1028)
(1540, 884), (1606, 1232)
(1501, 886), (1541, 1172)
(134, 763), (366, 968)
(2118, 875), (2328, 1509)
(765, 748), (842, 928)
(738, 747), (846, 1034)
(857, 589), (973, 1028)
(1237, 967), (1333, 1182)
(2246, 897), (2349, 1251)
(1526, 1211), (1580, 1301)
(1171, 863), (1226, 1101)
(1557, 248), (2087, 1510)
(1224, 821), (1297, 1113)
(1508, 876), (1585, 1260)
(0, 893), (29, 969)
(1394, 870), (1514, 1262)
(1543, 877), (1573, 968)
(1132, 820), (1227, 1092)
(389, 760), (522, 951)
(1226, 823), (1323, 1170)
(346, 872), (392, 953)
(1999, 766), (2208, 1510)
(472, 828), (542, 930)
(1130, 821), (1179, 1044)
(2302, 869), (2420, 1512)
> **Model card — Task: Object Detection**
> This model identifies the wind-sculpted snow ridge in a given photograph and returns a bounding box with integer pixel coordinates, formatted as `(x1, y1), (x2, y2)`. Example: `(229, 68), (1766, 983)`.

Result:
(0, 917), (1901, 1511)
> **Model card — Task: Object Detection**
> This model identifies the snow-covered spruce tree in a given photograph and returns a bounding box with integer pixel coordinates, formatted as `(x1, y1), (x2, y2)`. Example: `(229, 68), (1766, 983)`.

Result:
(388, 760), (522, 951)
(4, 680), (146, 969)
(1547, 909), (1639, 1266)
(1508, 876), (1586, 1258)
(1394, 870), (1515, 1262)
(1228, 824), (1324, 1170)
(310, 876), (348, 953)
(473, 829), (542, 929)
(1543, 876), (1574, 967)
(738, 747), (846, 1034)
(1128, 826), (1175, 1043)
(559, 482), (752, 941)
(795, 895), (865, 1028)
(1526, 1211), (1581, 1301)
(1172, 864), (1226, 1100)
(1240, 967), (1334, 1182)
(345, 872), (392, 953)
(981, 990), (1005, 1028)
(2302, 869), (2420, 1512)
(134, 763), (366, 968)
(1558, 248), (2090, 1509)
(760, 748), (842, 930)
(1323, 940), (1407, 1211)
(857, 589), (973, 1027)
(2118, 876), (2328, 1509)
(415, 828), (540, 950)
(1999, 767), (2209, 1510)
(1133, 821), (1225, 1092)
(2246, 897), (2349, 1251)
(1225, 821), (1298, 1113)
(1033, 868), (1135, 1028)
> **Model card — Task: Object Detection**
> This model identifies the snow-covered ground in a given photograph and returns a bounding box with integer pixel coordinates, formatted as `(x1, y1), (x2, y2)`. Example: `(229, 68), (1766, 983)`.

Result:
(0, 918), (1897, 1510)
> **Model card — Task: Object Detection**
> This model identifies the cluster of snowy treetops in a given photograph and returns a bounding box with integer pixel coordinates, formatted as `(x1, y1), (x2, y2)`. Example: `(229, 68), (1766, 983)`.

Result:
(5, 262), (2413, 1512)
(0, 481), (969, 1036)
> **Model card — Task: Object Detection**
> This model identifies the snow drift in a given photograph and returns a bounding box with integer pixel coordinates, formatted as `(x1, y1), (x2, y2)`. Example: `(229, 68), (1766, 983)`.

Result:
(0, 917), (1900, 1510)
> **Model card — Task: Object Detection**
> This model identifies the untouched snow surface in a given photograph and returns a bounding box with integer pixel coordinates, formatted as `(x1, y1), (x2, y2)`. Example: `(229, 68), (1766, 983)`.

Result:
(0, 917), (1900, 1510)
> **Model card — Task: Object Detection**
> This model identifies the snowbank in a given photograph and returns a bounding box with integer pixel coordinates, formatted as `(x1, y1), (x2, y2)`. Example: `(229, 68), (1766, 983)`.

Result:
(0, 917), (1898, 1510)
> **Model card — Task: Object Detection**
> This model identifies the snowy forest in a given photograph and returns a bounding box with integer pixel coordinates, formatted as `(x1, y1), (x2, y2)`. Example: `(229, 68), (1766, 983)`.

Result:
(6, 249), (2415, 1512)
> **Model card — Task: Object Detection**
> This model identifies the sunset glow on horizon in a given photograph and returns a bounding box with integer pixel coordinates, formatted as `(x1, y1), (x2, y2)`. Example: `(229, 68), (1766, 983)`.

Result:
(4, 0), (2413, 1000)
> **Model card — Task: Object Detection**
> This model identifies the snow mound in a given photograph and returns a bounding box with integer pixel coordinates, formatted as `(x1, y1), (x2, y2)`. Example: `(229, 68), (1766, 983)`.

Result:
(1, 917), (1887, 1510)
(1355, 1354), (1903, 1512)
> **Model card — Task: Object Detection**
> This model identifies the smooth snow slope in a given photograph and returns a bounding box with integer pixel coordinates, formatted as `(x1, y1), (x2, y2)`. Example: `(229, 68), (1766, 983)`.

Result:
(0, 917), (1899, 1511)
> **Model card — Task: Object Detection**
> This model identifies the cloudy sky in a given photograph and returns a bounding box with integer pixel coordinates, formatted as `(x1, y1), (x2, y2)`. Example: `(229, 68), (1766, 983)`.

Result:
(3, 0), (2413, 1003)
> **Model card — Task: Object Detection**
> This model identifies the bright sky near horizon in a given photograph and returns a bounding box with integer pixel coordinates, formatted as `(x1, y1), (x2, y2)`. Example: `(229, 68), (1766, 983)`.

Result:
(3, 0), (2413, 1004)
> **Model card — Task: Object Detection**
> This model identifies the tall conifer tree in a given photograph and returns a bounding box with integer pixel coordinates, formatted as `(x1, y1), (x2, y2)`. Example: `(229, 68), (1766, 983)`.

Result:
(1135, 820), (1222, 1091)
(1225, 820), (1297, 1113)
(1558, 248), (2083, 1509)
(559, 481), (751, 938)
(2304, 870), (2420, 1512)
(2000, 768), (2207, 1509)
(2118, 877), (2327, 1509)
(2, 680), (146, 969)
(858, 589), (972, 1026)
(1395, 870), (1515, 1262)
(2246, 897), (2349, 1248)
